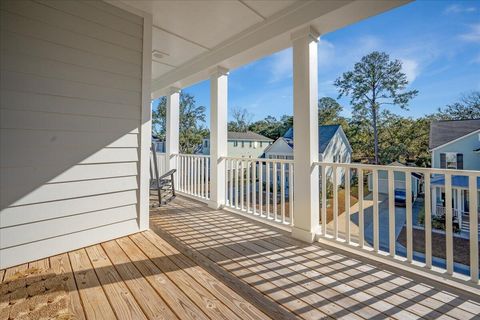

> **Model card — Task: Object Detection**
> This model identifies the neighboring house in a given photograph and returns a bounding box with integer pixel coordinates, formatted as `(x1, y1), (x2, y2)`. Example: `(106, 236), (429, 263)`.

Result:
(367, 161), (422, 198)
(429, 119), (480, 233)
(264, 125), (352, 163)
(264, 125), (352, 187)
(198, 131), (273, 158)
(152, 136), (166, 153)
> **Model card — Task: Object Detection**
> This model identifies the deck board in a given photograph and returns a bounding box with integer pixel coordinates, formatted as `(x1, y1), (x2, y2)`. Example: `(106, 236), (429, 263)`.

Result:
(85, 244), (147, 320)
(69, 248), (117, 319)
(49, 253), (86, 320)
(1, 196), (479, 320)
(101, 240), (179, 320)
(150, 196), (480, 320)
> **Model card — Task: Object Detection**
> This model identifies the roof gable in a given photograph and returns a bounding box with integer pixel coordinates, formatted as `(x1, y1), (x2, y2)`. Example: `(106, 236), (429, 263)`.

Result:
(283, 125), (342, 153)
(429, 119), (480, 150)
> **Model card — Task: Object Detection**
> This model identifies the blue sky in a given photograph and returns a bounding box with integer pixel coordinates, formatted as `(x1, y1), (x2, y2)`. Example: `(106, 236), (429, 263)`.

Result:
(156, 0), (480, 125)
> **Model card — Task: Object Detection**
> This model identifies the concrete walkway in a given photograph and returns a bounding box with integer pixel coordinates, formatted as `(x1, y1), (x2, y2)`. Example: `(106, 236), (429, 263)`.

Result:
(349, 193), (423, 251)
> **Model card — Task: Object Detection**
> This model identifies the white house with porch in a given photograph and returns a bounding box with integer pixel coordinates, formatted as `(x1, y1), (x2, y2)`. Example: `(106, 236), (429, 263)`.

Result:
(429, 119), (480, 233)
(1, 1), (479, 317)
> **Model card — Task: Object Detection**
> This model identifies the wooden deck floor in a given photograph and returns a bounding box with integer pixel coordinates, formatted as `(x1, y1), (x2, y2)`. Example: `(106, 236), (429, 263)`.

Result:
(2, 196), (479, 319)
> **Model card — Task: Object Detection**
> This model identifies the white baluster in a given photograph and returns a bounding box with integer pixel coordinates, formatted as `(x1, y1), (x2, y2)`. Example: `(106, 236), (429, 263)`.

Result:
(445, 173), (453, 274)
(373, 169), (379, 252)
(358, 168), (364, 248)
(425, 173), (432, 269)
(406, 172), (413, 262)
(321, 165), (327, 236)
(469, 175), (479, 283)
(388, 169), (395, 257)
(344, 167), (351, 243)
(281, 163), (286, 224)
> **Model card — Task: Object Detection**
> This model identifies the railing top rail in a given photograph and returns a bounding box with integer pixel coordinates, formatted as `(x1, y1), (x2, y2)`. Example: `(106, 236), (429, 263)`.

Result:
(174, 153), (211, 158)
(313, 161), (480, 177)
(222, 156), (294, 164)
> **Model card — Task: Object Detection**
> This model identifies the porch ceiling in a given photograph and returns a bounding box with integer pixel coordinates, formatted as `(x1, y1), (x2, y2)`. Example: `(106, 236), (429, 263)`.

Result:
(115, 0), (410, 98)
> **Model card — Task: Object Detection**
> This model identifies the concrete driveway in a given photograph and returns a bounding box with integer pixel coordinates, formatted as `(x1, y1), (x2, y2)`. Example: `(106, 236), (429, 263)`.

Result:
(350, 193), (422, 251)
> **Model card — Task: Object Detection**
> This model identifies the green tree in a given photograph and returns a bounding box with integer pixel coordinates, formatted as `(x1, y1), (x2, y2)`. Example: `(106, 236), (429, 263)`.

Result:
(228, 107), (253, 132)
(432, 91), (480, 120)
(334, 51), (418, 164)
(152, 93), (208, 154)
(318, 97), (349, 129)
(248, 115), (291, 140)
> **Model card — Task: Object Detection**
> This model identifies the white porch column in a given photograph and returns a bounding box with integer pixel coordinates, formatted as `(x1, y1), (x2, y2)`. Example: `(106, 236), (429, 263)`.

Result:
(166, 87), (180, 170)
(291, 26), (320, 242)
(209, 66), (229, 209)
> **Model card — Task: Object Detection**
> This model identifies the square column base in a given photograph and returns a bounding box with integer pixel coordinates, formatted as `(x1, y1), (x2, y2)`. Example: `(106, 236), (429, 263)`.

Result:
(207, 200), (224, 210)
(291, 227), (317, 243)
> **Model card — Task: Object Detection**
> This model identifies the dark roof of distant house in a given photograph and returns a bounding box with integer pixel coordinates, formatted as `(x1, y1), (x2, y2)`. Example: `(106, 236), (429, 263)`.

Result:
(205, 131), (272, 141)
(228, 131), (273, 141)
(283, 125), (344, 153)
(429, 119), (480, 150)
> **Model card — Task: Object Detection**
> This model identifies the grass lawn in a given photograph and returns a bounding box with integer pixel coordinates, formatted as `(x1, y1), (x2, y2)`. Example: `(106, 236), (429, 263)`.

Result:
(397, 227), (476, 266)
(325, 189), (358, 224)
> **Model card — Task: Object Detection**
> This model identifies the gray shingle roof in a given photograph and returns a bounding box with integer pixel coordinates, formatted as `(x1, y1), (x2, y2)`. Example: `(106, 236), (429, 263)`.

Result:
(283, 125), (342, 153)
(429, 119), (480, 150)
(227, 131), (273, 141)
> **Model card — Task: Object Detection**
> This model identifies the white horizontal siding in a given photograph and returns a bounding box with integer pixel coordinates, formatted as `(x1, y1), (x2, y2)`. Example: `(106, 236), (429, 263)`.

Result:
(1, 31), (142, 78)
(0, 0), (147, 268)
(1, 190), (138, 227)
(0, 220), (140, 269)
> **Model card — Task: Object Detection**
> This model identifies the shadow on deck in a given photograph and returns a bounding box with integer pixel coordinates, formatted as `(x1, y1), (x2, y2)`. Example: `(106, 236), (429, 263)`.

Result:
(1, 196), (479, 320)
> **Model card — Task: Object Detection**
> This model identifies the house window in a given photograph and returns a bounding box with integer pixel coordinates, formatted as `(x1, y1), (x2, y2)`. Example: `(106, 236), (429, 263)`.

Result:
(441, 152), (463, 169)
(233, 141), (238, 147)
(204, 140), (208, 147)
(260, 142), (263, 147)
(249, 141), (253, 148)
(241, 141), (245, 148)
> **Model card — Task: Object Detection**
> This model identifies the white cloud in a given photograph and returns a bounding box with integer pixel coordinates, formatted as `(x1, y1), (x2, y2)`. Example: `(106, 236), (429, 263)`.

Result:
(444, 4), (477, 14)
(267, 48), (292, 83)
(400, 58), (420, 83)
(317, 38), (335, 68)
(460, 23), (480, 43)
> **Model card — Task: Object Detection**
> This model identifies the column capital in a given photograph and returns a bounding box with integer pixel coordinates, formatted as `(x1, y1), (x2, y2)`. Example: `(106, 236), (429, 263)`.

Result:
(166, 86), (181, 95)
(209, 66), (229, 77)
(291, 25), (320, 42)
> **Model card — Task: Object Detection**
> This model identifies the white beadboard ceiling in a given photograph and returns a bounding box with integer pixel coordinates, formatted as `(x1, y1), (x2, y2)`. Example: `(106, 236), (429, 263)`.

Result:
(117, 0), (410, 97)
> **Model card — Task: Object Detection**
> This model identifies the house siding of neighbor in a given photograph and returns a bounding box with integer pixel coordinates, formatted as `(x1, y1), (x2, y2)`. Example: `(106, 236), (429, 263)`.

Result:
(429, 119), (480, 233)
(431, 125), (480, 171)
(265, 125), (352, 163)
(265, 125), (352, 186)
(198, 131), (273, 158)
(0, 0), (152, 268)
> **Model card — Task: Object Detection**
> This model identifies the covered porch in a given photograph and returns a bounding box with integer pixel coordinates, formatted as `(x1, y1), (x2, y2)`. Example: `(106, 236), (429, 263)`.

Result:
(2, 196), (479, 320)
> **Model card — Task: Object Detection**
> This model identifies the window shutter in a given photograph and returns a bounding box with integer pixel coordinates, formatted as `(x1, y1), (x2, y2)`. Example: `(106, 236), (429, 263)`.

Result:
(457, 153), (463, 169)
(440, 153), (446, 168)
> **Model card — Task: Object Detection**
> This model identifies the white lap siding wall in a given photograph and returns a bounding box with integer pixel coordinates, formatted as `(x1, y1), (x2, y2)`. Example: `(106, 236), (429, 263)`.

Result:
(0, 0), (151, 268)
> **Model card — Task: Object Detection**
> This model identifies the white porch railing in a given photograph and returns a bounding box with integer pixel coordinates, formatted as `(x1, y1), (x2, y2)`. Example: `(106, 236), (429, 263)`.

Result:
(175, 154), (211, 200)
(315, 162), (480, 285)
(150, 152), (168, 179)
(151, 153), (479, 285)
(223, 157), (294, 230)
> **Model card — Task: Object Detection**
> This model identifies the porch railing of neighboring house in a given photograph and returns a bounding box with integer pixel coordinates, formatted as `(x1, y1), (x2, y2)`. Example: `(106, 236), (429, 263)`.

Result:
(314, 162), (479, 285)
(223, 157), (294, 230)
